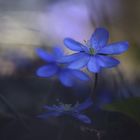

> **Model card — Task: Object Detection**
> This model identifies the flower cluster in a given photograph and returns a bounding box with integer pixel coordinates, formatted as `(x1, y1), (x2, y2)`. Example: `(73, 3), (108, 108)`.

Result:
(36, 27), (129, 124)
(36, 28), (129, 86)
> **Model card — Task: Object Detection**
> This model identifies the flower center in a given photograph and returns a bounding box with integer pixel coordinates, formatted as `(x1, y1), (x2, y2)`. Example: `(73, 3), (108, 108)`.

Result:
(89, 47), (95, 55)
(63, 104), (72, 111)
(84, 40), (95, 55)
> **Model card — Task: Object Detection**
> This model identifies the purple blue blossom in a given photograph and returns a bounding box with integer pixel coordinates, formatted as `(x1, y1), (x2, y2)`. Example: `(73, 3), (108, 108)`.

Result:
(38, 98), (93, 124)
(36, 47), (89, 87)
(60, 28), (129, 73)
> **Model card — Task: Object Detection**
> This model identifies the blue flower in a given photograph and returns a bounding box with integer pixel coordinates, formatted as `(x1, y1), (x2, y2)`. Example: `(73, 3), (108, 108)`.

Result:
(38, 98), (93, 124)
(60, 28), (129, 73)
(36, 47), (89, 87)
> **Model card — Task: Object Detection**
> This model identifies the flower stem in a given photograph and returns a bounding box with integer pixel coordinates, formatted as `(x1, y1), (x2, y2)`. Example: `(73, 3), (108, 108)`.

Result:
(0, 94), (30, 132)
(94, 73), (98, 92)
(90, 73), (98, 99)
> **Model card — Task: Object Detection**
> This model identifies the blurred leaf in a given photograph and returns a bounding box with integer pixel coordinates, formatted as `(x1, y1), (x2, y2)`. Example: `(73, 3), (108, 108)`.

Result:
(103, 97), (140, 124)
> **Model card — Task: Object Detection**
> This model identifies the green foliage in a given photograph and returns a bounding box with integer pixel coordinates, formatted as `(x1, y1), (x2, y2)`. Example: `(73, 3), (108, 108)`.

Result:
(103, 97), (140, 124)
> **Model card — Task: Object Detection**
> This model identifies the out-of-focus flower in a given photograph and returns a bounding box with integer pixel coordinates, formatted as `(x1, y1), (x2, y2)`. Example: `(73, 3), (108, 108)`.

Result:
(36, 47), (89, 87)
(60, 28), (129, 73)
(38, 98), (93, 124)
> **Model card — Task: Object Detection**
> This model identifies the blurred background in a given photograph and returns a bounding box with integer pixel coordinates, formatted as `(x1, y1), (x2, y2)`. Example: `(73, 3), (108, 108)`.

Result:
(0, 0), (140, 140)
(0, 0), (139, 80)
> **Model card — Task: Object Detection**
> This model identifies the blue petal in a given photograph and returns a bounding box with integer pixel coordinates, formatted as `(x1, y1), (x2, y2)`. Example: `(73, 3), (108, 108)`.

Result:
(68, 54), (90, 69)
(74, 98), (93, 112)
(98, 41), (129, 55)
(64, 38), (87, 51)
(73, 114), (92, 124)
(43, 105), (58, 111)
(44, 105), (64, 112)
(59, 70), (74, 87)
(87, 56), (101, 73)
(37, 112), (62, 119)
(36, 48), (55, 62)
(53, 47), (64, 58)
(36, 64), (58, 77)
(90, 28), (109, 50)
(97, 55), (120, 68)
(58, 53), (84, 63)
(71, 70), (90, 81)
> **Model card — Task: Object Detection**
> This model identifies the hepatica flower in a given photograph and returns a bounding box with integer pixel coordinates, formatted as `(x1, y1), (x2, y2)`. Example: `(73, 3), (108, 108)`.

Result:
(36, 47), (89, 87)
(38, 98), (93, 124)
(61, 28), (129, 73)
